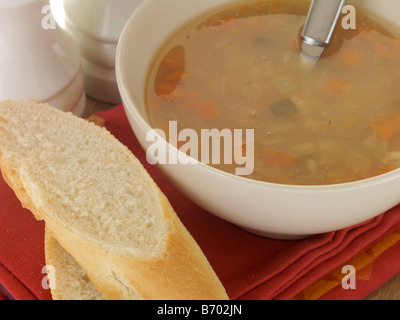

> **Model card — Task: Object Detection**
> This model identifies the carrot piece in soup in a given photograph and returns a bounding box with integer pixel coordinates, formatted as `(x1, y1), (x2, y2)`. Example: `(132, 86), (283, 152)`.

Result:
(160, 46), (185, 70)
(265, 149), (297, 169)
(197, 100), (220, 120)
(167, 70), (187, 80)
(370, 113), (400, 141)
(154, 46), (186, 96)
(156, 83), (175, 96)
(324, 79), (348, 95)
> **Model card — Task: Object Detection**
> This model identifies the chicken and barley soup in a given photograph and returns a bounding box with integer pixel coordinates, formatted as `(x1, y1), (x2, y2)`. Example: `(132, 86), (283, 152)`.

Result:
(145, 0), (400, 185)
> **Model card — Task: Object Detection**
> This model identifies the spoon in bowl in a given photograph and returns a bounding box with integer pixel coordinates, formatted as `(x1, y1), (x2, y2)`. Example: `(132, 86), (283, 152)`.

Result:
(301, 0), (347, 66)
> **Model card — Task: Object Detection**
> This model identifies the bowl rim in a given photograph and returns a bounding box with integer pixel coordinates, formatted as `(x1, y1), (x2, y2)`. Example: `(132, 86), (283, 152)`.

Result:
(115, 0), (400, 193)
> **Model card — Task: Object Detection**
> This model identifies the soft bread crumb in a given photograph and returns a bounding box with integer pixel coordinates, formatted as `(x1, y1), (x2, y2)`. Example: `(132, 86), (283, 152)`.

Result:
(0, 99), (229, 300)
(0, 100), (170, 256)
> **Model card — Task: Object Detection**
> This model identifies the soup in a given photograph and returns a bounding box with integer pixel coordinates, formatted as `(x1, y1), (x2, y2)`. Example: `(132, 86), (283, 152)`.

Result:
(145, 0), (400, 186)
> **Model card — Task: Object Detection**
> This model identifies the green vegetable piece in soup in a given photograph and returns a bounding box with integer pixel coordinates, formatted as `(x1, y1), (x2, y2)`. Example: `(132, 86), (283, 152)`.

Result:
(269, 98), (299, 118)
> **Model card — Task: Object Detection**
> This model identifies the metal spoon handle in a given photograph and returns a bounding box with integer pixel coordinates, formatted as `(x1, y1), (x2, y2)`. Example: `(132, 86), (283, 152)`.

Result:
(302, 0), (347, 47)
(300, 0), (347, 62)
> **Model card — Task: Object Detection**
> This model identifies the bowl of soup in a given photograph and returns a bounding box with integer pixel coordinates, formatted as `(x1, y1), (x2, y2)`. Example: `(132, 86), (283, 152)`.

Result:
(116, 0), (400, 239)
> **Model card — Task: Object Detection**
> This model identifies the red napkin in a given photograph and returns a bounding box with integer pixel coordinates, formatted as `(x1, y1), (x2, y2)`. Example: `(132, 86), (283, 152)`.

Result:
(1, 104), (400, 300)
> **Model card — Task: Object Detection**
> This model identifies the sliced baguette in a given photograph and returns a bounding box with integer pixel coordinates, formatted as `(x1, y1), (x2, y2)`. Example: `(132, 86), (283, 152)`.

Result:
(0, 100), (228, 300)
(45, 228), (106, 300)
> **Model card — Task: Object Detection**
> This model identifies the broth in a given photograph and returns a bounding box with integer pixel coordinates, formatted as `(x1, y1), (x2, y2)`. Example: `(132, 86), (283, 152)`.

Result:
(145, 0), (400, 185)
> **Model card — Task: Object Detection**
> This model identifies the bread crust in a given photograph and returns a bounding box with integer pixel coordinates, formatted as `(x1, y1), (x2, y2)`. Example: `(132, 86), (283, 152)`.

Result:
(0, 106), (228, 300)
(44, 229), (107, 300)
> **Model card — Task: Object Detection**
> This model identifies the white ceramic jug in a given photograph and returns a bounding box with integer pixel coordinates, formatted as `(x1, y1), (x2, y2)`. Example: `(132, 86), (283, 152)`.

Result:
(0, 0), (86, 116)
(63, 0), (144, 104)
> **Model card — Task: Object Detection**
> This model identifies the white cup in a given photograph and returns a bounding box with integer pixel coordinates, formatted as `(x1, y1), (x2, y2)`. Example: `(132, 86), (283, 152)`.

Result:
(62, 0), (145, 104)
(0, 0), (86, 116)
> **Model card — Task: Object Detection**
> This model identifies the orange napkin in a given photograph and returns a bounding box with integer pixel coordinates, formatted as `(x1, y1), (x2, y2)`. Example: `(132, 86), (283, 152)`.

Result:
(0, 104), (400, 300)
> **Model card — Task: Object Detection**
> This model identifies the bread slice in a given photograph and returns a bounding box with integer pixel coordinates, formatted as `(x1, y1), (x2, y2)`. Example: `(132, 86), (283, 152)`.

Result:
(45, 228), (106, 300)
(0, 100), (228, 300)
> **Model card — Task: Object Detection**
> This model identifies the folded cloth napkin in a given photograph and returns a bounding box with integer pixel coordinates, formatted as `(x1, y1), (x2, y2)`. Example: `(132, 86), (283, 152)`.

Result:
(1, 104), (400, 300)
